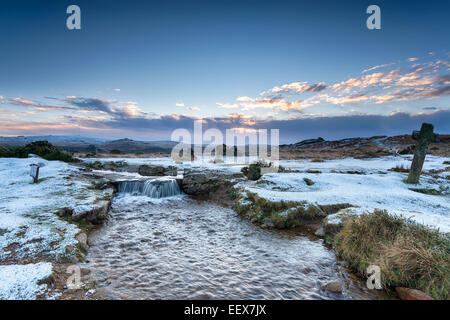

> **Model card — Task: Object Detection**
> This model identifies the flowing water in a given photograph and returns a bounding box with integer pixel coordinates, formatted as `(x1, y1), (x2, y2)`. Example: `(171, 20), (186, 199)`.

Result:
(117, 178), (181, 198)
(82, 179), (389, 300)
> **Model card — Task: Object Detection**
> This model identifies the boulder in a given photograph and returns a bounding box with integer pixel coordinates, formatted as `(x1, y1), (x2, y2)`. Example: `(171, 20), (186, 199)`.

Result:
(71, 189), (113, 224)
(395, 287), (434, 300)
(181, 170), (242, 195)
(55, 207), (73, 217)
(322, 280), (343, 294)
(138, 165), (177, 176)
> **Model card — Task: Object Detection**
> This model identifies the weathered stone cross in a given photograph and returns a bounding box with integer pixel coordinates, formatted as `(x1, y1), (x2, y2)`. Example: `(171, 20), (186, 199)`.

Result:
(406, 123), (438, 184)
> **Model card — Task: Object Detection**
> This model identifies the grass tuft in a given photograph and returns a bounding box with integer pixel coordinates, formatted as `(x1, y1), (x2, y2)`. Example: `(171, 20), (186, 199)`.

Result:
(334, 210), (449, 299)
(236, 191), (350, 228)
(389, 164), (410, 173)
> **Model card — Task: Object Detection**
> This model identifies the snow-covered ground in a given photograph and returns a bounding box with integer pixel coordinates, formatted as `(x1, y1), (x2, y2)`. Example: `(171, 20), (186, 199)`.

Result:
(82, 154), (448, 175)
(81, 156), (250, 174)
(0, 157), (110, 299)
(1, 154), (447, 299)
(280, 155), (448, 175)
(0, 262), (52, 300)
(240, 155), (450, 233)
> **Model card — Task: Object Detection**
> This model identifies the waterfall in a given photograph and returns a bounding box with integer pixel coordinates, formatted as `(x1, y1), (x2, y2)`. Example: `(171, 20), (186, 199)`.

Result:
(118, 177), (181, 198)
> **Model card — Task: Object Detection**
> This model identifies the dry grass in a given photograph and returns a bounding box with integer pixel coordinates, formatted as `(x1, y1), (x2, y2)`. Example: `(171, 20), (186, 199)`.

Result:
(389, 164), (410, 173)
(334, 210), (450, 299)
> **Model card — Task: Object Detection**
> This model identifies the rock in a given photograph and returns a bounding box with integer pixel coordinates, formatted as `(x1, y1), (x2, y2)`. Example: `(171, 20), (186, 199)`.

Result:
(55, 207), (73, 217)
(181, 170), (244, 196)
(302, 267), (313, 274)
(138, 165), (177, 176)
(181, 170), (225, 195)
(294, 137), (325, 147)
(83, 278), (97, 291)
(264, 218), (275, 228)
(322, 280), (343, 294)
(314, 226), (325, 237)
(303, 178), (315, 186)
(91, 288), (105, 300)
(395, 287), (434, 300)
(80, 268), (91, 276)
(51, 228), (65, 237)
(65, 245), (75, 254)
(76, 232), (89, 251)
(72, 193), (112, 224)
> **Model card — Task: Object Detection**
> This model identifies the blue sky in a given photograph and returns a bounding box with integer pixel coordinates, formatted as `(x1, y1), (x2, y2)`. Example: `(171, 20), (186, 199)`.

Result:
(0, 0), (449, 142)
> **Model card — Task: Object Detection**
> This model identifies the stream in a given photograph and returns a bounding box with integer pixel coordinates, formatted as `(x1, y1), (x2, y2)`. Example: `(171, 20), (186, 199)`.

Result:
(82, 185), (390, 300)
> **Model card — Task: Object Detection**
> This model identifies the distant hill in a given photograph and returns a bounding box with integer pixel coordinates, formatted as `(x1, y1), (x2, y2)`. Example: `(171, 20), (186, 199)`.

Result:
(0, 135), (107, 145)
(0, 135), (178, 154)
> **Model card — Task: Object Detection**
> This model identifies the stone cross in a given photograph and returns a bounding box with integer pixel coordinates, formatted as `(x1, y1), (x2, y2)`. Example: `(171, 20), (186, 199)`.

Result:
(406, 123), (437, 184)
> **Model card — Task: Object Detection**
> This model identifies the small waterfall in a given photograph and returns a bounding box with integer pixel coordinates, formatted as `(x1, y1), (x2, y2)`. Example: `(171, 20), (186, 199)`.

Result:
(118, 178), (181, 198)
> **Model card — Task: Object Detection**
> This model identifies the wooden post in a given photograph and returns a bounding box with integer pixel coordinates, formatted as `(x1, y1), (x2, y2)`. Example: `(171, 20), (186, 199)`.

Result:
(406, 123), (437, 184)
(30, 164), (40, 183)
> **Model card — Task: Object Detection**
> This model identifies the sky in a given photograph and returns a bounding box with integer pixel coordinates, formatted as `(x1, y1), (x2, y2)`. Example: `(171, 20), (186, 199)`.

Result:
(0, 0), (449, 143)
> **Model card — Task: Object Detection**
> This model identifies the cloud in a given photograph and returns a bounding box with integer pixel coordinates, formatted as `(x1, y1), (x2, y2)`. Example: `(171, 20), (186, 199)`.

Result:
(217, 54), (450, 117)
(112, 104), (145, 117)
(3, 110), (449, 143)
(4, 97), (35, 106)
(63, 97), (112, 113)
(217, 96), (316, 112)
(265, 81), (327, 95)
(31, 105), (76, 111)
(1, 54), (449, 140)
(113, 88), (121, 92)
(362, 63), (394, 73)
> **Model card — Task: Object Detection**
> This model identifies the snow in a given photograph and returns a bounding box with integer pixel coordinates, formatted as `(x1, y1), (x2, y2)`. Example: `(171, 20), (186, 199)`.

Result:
(280, 155), (449, 176)
(81, 156), (250, 174)
(82, 154), (449, 176)
(0, 262), (53, 300)
(240, 156), (450, 232)
(0, 157), (110, 268)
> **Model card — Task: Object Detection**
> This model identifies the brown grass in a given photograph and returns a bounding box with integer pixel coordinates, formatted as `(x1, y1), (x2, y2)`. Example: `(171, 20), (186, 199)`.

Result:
(389, 164), (410, 173)
(334, 210), (450, 299)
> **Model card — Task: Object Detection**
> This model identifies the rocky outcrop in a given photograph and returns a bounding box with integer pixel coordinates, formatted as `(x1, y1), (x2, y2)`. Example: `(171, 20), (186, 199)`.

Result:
(181, 170), (243, 196)
(293, 137), (325, 147)
(55, 207), (74, 217)
(73, 200), (111, 224)
(55, 188), (114, 225)
(138, 165), (177, 176)
(395, 287), (434, 300)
